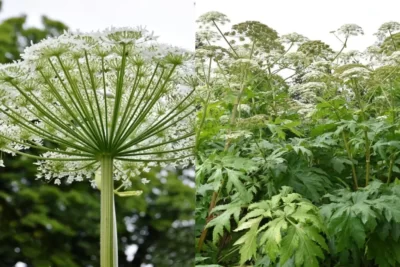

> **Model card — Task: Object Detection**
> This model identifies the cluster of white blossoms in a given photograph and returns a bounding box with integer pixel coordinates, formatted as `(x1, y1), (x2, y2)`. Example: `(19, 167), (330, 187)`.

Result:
(336, 24), (364, 37)
(237, 104), (251, 114)
(378, 21), (400, 34)
(301, 60), (333, 81)
(338, 66), (371, 82)
(338, 50), (363, 64)
(196, 11), (230, 30)
(290, 100), (315, 118)
(220, 130), (253, 140)
(281, 51), (308, 67)
(0, 27), (195, 186)
(232, 58), (259, 69)
(278, 33), (308, 45)
(219, 115), (230, 125)
(289, 82), (327, 103)
(384, 51), (400, 66)
(375, 21), (400, 40)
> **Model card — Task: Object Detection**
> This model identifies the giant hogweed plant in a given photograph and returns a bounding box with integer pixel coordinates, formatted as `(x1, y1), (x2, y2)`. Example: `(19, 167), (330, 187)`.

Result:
(195, 11), (400, 267)
(0, 27), (195, 267)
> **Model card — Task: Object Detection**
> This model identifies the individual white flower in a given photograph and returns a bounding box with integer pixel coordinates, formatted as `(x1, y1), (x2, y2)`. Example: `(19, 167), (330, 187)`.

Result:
(54, 179), (61, 185)
(141, 178), (150, 184)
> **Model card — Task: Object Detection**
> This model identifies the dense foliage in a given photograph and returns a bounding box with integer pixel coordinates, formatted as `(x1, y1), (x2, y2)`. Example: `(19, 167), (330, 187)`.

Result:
(195, 11), (400, 267)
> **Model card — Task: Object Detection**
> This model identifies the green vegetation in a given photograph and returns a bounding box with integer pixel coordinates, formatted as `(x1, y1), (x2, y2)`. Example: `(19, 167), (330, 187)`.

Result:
(195, 11), (400, 267)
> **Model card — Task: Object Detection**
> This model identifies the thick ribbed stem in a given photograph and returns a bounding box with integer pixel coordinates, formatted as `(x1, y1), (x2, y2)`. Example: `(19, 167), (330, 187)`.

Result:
(113, 195), (118, 266)
(100, 156), (114, 267)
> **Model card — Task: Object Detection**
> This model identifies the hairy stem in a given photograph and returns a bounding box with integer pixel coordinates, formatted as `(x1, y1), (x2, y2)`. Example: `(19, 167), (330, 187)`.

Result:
(113, 196), (118, 267)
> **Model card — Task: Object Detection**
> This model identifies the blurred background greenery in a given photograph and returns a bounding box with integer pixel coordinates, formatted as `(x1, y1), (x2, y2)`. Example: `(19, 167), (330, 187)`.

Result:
(0, 1), (195, 266)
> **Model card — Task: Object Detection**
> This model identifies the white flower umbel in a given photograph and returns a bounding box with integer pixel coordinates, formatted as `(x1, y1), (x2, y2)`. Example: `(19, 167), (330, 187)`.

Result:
(375, 21), (400, 40)
(196, 11), (230, 27)
(237, 104), (251, 114)
(336, 24), (364, 37)
(289, 82), (327, 103)
(0, 27), (195, 267)
(279, 32), (308, 45)
(338, 67), (371, 82)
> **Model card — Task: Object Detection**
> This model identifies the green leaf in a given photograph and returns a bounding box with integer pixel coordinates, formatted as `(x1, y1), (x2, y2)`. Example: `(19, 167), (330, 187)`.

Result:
(225, 168), (251, 202)
(259, 217), (287, 262)
(280, 225), (326, 267)
(234, 218), (261, 264)
(331, 157), (353, 174)
(208, 167), (223, 192)
(207, 202), (242, 244)
(233, 188), (326, 265)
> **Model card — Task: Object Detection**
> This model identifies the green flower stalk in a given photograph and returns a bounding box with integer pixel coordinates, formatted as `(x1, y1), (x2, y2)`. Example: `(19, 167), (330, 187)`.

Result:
(0, 27), (195, 267)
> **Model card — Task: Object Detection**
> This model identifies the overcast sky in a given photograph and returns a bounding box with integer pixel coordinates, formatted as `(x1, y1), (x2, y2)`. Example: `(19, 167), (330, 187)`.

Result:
(2, 1), (399, 52)
(196, 0), (400, 51)
(0, 0), (195, 50)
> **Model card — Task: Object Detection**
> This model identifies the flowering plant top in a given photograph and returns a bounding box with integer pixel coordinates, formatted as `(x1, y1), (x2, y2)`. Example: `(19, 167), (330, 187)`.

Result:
(0, 27), (195, 187)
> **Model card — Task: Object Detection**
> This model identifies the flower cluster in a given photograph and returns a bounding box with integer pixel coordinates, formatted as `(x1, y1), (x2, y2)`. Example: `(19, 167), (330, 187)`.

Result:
(0, 27), (195, 186)
(196, 11), (230, 29)
(279, 33), (308, 45)
(289, 82), (327, 103)
(338, 66), (371, 82)
(375, 21), (400, 40)
(336, 24), (364, 37)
